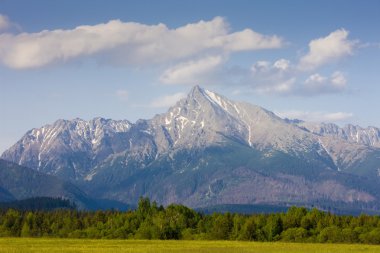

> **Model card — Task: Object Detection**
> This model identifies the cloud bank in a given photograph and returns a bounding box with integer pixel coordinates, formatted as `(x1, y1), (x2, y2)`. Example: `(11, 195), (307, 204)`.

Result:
(0, 15), (358, 98)
(221, 29), (355, 96)
(0, 17), (282, 69)
(158, 28), (356, 97)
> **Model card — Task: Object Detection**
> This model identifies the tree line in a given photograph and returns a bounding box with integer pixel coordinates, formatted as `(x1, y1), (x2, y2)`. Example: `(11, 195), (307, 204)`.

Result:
(0, 197), (76, 211)
(1, 197), (380, 244)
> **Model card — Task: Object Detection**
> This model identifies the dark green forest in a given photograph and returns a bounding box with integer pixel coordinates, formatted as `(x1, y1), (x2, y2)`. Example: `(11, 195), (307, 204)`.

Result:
(1, 197), (380, 244)
(0, 197), (76, 211)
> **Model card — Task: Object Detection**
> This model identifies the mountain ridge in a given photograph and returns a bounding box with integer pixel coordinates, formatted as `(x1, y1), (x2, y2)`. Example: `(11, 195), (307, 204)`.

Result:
(2, 85), (380, 210)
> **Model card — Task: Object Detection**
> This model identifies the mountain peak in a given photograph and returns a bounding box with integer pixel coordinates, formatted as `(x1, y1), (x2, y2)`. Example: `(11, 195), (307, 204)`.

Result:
(188, 85), (205, 98)
(186, 85), (230, 110)
(191, 84), (203, 91)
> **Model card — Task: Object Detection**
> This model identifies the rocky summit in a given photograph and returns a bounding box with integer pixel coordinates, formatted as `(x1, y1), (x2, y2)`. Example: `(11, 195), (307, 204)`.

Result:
(2, 86), (380, 212)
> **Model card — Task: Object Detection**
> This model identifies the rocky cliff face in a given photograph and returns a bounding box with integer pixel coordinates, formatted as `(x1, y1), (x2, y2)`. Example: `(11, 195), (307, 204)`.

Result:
(1, 118), (132, 180)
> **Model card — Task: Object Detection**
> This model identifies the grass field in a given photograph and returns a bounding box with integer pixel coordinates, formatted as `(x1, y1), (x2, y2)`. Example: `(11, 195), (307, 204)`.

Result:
(1, 239), (380, 253)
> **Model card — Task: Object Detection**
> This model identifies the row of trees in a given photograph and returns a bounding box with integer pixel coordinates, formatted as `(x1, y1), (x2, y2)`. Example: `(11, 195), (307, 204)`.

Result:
(0, 197), (75, 211)
(1, 197), (380, 244)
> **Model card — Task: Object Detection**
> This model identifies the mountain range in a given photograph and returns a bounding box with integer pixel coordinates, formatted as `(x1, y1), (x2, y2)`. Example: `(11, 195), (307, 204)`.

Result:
(2, 86), (380, 213)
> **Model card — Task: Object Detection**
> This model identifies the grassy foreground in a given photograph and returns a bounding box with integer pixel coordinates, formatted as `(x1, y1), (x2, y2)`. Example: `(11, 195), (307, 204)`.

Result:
(1, 239), (380, 253)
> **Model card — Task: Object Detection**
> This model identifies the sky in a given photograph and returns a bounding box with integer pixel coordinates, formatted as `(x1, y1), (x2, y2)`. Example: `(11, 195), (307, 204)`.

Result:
(0, 0), (379, 153)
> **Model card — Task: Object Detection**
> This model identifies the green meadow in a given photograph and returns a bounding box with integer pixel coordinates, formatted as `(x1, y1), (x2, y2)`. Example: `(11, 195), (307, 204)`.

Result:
(1, 239), (380, 253)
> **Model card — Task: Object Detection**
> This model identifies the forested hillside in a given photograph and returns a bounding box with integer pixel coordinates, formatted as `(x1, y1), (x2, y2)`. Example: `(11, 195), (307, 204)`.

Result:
(1, 198), (380, 244)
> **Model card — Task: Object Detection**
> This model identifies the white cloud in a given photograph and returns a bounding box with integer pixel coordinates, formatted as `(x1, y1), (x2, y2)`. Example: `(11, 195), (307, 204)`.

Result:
(251, 61), (271, 72)
(115, 89), (129, 101)
(150, 92), (186, 108)
(302, 71), (347, 95)
(299, 29), (356, 70)
(0, 14), (10, 31)
(160, 55), (224, 85)
(254, 77), (296, 95)
(273, 59), (290, 71)
(0, 17), (283, 69)
(247, 59), (297, 95)
(241, 58), (348, 96)
(276, 110), (353, 123)
(305, 73), (327, 84)
(215, 28), (282, 51)
(239, 29), (356, 96)
(330, 71), (347, 87)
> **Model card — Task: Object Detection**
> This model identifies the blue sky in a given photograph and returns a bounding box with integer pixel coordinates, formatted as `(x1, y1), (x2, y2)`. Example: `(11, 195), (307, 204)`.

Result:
(0, 0), (380, 153)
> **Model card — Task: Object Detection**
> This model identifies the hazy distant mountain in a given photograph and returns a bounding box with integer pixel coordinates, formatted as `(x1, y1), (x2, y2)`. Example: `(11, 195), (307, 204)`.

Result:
(295, 122), (380, 177)
(299, 122), (380, 148)
(0, 159), (93, 208)
(0, 185), (15, 202)
(2, 86), (380, 212)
